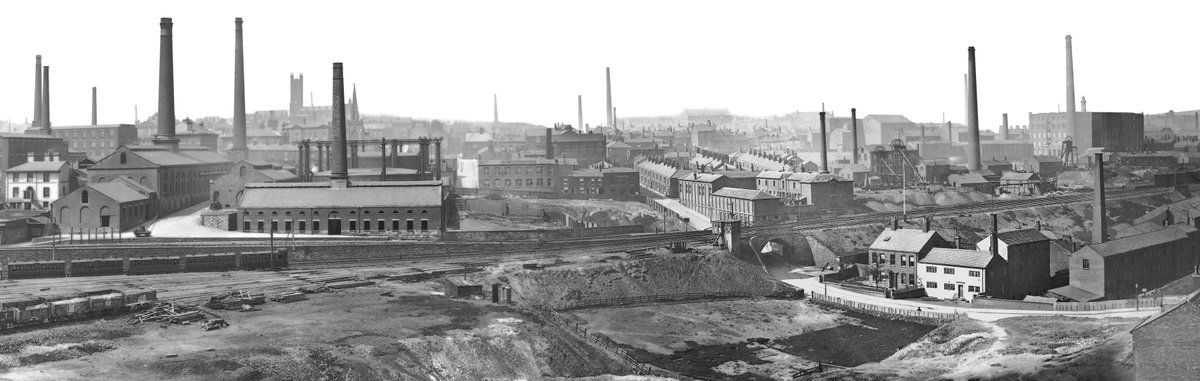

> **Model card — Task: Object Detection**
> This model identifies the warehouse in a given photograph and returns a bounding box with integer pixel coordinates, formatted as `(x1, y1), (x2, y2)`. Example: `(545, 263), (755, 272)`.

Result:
(238, 181), (443, 235)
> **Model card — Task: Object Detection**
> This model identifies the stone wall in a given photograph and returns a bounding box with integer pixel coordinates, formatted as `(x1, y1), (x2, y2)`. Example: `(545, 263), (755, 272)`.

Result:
(201, 209), (236, 231)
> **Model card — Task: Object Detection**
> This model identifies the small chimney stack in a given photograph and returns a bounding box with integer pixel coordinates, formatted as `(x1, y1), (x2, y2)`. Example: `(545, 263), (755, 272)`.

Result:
(91, 87), (97, 126)
(819, 111), (829, 174)
(1093, 152), (1107, 243)
(1036, 220), (1041, 231)
(851, 108), (859, 164)
(892, 217), (899, 231)
(153, 17), (180, 152)
(545, 128), (554, 159)
(924, 216), (931, 232)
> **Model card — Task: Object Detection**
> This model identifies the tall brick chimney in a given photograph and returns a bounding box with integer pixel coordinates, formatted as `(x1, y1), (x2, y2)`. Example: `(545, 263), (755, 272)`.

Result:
(851, 108), (859, 164)
(230, 17), (248, 161)
(330, 62), (349, 189)
(1093, 152), (1107, 243)
(91, 87), (97, 126)
(966, 46), (981, 172)
(33, 55), (42, 128)
(577, 95), (583, 132)
(819, 111), (828, 173)
(1066, 35), (1077, 149)
(153, 17), (180, 152)
(545, 128), (554, 159)
(40, 66), (50, 135)
(605, 67), (613, 128)
(1000, 113), (1009, 141)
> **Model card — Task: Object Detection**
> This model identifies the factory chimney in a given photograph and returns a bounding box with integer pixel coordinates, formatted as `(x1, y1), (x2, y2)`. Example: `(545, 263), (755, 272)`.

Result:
(577, 95), (583, 132)
(851, 108), (859, 164)
(33, 55), (42, 128)
(91, 87), (97, 126)
(153, 17), (180, 152)
(990, 214), (999, 258)
(966, 47), (981, 172)
(330, 62), (349, 189)
(40, 67), (51, 135)
(1066, 36), (1077, 145)
(545, 128), (554, 159)
(924, 216), (931, 232)
(1092, 152), (1107, 243)
(819, 111), (828, 173)
(1000, 113), (1008, 141)
(230, 17), (249, 161)
(605, 67), (613, 128)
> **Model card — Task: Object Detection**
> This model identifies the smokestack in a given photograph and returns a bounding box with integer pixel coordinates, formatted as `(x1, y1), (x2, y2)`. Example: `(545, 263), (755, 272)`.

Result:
(154, 17), (179, 152)
(545, 128), (554, 159)
(991, 214), (999, 258)
(1066, 35), (1077, 146)
(91, 87), (97, 126)
(493, 94), (498, 124)
(924, 216), (931, 232)
(1000, 113), (1008, 140)
(1036, 220), (1041, 231)
(966, 47), (981, 172)
(231, 17), (248, 159)
(892, 217), (899, 231)
(33, 55), (42, 128)
(577, 95), (583, 132)
(1093, 152), (1107, 243)
(819, 111), (828, 173)
(330, 62), (349, 188)
(851, 108), (859, 164)
(605, 67), (613, 128)
(40, 66), (50, 134)
(947, 121), (953, 143)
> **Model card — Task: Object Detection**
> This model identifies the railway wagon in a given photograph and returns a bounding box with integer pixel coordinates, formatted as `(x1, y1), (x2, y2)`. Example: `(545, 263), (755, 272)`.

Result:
(7, 261), (66, 280)
(87, 292), (125, 311)
(125, 257), (180, 275)
(1, 288), (158, 331)
(122, 289), (157, 304)
(50, 297), (91, 316)
(184, 253), (237, 273)
(240, 250), (289, 270)
(70, 259), (125, 277)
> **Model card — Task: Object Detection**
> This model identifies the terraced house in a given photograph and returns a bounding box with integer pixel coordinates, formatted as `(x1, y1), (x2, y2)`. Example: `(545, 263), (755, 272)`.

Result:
(868, 220), (953, 289)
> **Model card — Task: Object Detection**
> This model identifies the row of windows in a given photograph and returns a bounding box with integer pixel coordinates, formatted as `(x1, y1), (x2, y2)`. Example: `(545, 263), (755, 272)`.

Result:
(922, 265), (982, 277)
(875, 253), (917, 267)
(244, 219), (430, 233)
(71, 141), (115, 149)
(927, 282), (982, 293)
(244, 209), (430, 215)
(480, 166), (551, 175)
(482, 178), (554, 188)
(57, 129), (119, 139)
(10, 172), (53, 182)
(11, 186), (56, 199)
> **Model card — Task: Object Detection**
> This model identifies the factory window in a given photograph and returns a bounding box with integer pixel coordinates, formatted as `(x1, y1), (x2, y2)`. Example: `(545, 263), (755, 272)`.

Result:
(421, 220), (429, 231)
(284, 221), (292, 231)
(944, 268), (955, 275)
(1082, 259), (1090, 269)
(392, 220), (400, 231)
(421, 210), (428, 214)
(349, 220), (357, 231)
(313, 221), (320, 232)
(926, 266), (936, 273)
(299, 221), (306, 232)
(406, 220), (414, 231)
(271, 221), (278, 232)
(119, 152), (126, 164)
(243, 221), (250, 231)
(407, 210), (413, 214)
(969, 270), (981, 277)
(257, 221), (264, 232)
(81, 190), (89, 204)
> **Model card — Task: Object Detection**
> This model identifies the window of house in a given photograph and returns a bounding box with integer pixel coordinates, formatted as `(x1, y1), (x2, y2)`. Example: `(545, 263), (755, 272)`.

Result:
(943, 267), (955, 275)
(900, 273), (907, 284)
(10, 188), (17, 198)
(969, 270), (981, 277)
(943, 283), (955, 290)
(889, 254), (895, 265)
(43, 173), (49, 182)
(968, 286), (980, 293)
(42, 187), (49, 198)
(926, 281), (937, 288)
(900, 256), (907, 267)
(1082, 259), (1090, 269)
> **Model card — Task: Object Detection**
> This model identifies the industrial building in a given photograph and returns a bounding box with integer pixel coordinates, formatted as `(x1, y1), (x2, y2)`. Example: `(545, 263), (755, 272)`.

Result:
(49, 124), (139, 160)
(477, 158), (573, 193)
(563, 167), (639, 199)
(1029, 111), (1145, 156)
(1131, 292), (1200, 381)
(210, 160), (299, 209)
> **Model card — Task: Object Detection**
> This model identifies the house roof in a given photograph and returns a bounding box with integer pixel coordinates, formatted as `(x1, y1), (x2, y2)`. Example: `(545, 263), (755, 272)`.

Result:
(1115, 221), (1169, 239)
(712, 187), (779, 200)
(89, 183), (149, 203)
(1083, 224), (1197, 258)
(1049, 285), (1104, 302)
(757, 171), (793, 179)
(1132, 290), (1200, 332)
(992, 229), (1050, 245)
(240, 182), (442, 209)
(920, 248), (1000, 269)
(7, 160), (67, 172)
(569, 170), (603, 177)
(1000, 172), (1037, 181)
(869, 228), (941, 253)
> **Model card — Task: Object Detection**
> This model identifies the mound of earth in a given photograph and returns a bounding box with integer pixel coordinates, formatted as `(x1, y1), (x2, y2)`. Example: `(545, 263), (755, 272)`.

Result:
(506, 254), (784, 309)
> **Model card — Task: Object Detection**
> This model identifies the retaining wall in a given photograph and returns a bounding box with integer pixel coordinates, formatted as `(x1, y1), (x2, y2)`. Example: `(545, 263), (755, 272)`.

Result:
(442, 225), (644, 242)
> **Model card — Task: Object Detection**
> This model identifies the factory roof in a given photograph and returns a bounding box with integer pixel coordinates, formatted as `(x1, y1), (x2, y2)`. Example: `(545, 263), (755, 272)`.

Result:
(787, 172), (847, 183)
(757, 171), (793, 179)
(1000, 172), (1038, 182)
(869, 228), (943, 254)
(863, 114), (913, 124)
(240, 181), (442, 209)
(89, 183), (149, 204)
(949, 173), (989, 185)
(50, 124), (135, 130)
(712, 187), (778, 200)
(920, 248), (1001, 269)
(0, 133), (61, 140)
(569, 170), (603, 178)
(606, 141), (632, 149)
(479, 158), (564, 166)
(1081, 224), (1196, 258)
(259, 169), (299, 182)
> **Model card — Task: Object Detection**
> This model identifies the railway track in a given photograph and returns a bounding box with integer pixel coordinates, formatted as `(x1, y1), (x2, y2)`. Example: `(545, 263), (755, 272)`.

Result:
(290, 230), (713, 269)
(745, 187), (1173, 233)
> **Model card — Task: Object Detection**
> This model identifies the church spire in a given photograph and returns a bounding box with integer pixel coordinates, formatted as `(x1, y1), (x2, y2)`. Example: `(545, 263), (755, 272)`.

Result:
(350, 83), (360, 121)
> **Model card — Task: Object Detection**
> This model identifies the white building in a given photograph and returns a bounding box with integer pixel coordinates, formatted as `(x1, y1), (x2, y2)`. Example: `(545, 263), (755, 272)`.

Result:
(917, 248), (1003, 301)
(6, 160), (74, 211)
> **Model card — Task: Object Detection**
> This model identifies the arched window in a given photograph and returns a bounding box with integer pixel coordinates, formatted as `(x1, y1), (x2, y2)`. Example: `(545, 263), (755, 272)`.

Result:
(299, 211), (306, 215)
(81, 190), (89, 204)
(119, 152), (127, 164)
(407, 210), (414, 214)
(238, 166), (247, 179)
(257, 211), (264, 215)
(285, 211), (291, 215)
(421, 210), (429, 214)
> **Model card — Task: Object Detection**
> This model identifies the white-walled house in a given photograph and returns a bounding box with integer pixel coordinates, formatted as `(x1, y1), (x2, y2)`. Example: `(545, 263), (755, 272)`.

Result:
(917, 248), (1006, 301)
(5, 160), (74, 211)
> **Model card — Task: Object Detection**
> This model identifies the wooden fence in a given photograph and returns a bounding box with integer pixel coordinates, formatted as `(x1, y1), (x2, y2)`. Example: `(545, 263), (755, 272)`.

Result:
(1053, 295), (1187, 311)
(808, 292), (963, 325)
(557, 291), (757, 311)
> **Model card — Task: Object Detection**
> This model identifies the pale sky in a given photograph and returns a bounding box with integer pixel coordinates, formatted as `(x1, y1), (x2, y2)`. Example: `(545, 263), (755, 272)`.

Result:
(2, 0), (1197, 129)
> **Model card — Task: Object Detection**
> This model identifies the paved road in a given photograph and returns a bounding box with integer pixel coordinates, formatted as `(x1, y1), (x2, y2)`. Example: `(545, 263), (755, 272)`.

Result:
(784, 277), (1159, 322)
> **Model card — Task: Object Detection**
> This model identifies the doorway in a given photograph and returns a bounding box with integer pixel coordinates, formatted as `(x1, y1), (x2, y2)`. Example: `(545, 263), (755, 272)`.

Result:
(328, 218), (342, 235)
(956, 284), (964, 299)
